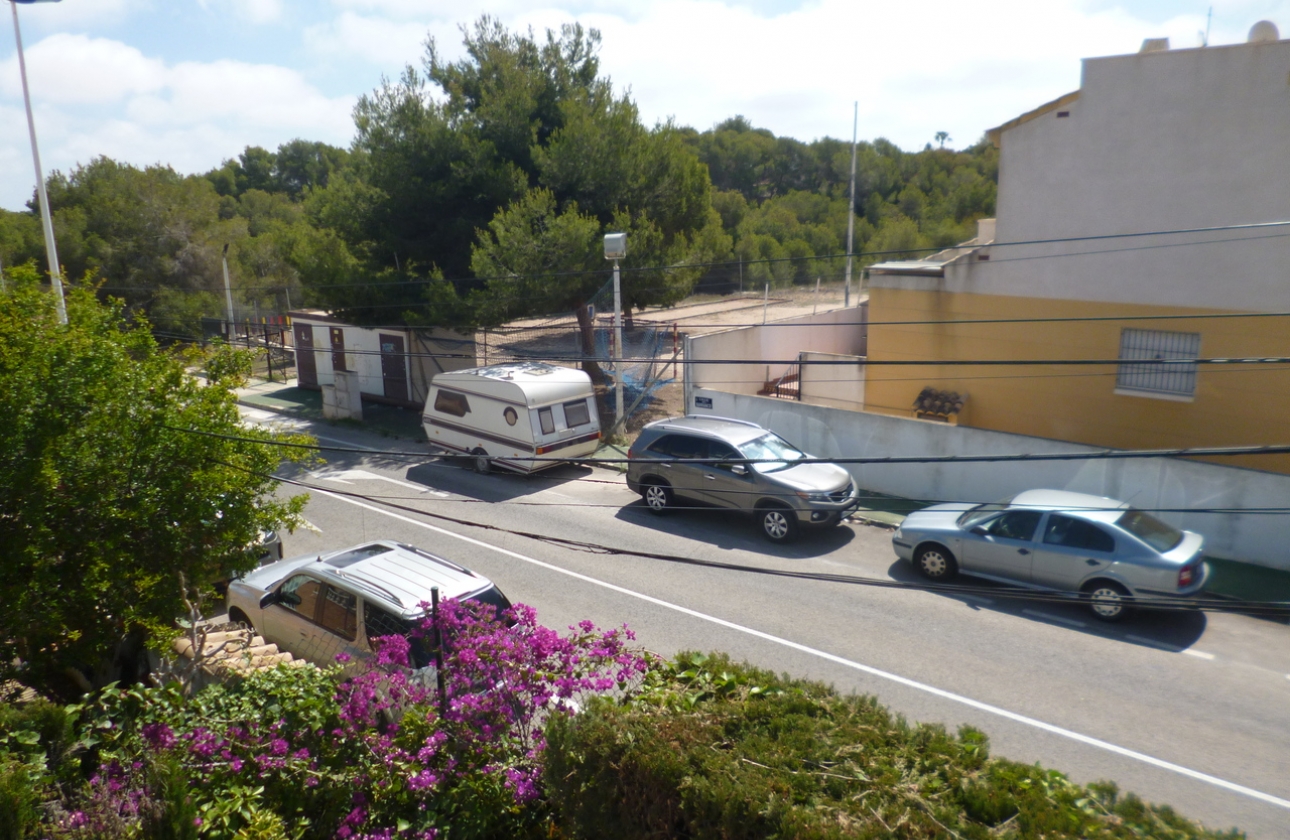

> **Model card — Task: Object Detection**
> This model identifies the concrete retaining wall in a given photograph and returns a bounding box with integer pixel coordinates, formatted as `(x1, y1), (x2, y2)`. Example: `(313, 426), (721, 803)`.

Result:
(688, 306), (866, 396)
(691, 388), (1290, 571)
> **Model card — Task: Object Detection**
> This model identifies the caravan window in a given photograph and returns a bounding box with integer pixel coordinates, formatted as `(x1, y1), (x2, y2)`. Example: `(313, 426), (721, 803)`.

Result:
(538, 407), (556, 435)
(563, 399), (591, 427)
(434, 390), (470, 417)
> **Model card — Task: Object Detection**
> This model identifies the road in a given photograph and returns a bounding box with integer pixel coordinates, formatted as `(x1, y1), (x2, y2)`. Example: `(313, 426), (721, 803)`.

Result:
(240, 406), (1290, 838)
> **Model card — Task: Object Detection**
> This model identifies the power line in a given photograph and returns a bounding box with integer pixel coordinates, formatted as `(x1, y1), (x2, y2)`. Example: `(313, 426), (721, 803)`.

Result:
(89, 216), (1290, 297)
(177, 424), (1290, 467)
(249, 467), (1290, 617)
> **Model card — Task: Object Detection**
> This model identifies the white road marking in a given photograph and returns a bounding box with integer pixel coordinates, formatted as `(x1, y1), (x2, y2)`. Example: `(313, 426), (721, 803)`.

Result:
(1126, 634), (1181, 652)
(311, 488), (1290, 812)
(312, 468), (446, 495)
(1183, 649), (1217, 661)
(1022, 609), (1086, 628)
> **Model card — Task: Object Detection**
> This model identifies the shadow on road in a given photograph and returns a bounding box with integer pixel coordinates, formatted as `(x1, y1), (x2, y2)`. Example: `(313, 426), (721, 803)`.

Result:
(403, 460), (597, 503)
(615, 498), (857, 559)
(885, 560), (1209, 650)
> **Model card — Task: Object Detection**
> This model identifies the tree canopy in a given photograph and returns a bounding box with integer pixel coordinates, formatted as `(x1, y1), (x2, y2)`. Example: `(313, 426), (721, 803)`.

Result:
(0, 15), (1000, 331)
(0, 268), (311, 699)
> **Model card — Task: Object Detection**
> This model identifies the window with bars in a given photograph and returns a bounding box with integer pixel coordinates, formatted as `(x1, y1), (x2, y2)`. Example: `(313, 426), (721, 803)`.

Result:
(1116, 328), (1200, 398)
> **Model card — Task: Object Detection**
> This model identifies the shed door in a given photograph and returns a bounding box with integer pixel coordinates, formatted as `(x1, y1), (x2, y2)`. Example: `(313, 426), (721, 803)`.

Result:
(379, 334), (409, 403)
(330, 328), (346, 372)
(295, 324), (317, 388)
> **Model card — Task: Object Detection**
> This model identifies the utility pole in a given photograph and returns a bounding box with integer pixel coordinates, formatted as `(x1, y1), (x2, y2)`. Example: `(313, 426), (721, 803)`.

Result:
(604, 233), (627, 431)
(12, 0), (67, 324)
(845, 101), (858, 309)
(222, 244), (235, 341)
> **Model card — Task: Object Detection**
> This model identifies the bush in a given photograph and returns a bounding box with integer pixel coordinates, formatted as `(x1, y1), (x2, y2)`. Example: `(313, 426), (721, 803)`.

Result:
(543, 652), (1243, 840)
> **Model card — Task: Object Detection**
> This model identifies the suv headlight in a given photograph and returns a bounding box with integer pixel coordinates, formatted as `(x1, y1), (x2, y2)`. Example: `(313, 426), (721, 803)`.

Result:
(794, 490), (831, 503)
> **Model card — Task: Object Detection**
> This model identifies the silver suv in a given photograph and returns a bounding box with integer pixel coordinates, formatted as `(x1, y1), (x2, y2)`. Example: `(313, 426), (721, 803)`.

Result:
(226, 540), (512, 668)
(626, 415), (860, 542)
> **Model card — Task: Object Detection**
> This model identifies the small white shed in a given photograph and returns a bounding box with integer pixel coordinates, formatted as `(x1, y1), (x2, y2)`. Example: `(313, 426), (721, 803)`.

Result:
(289, 310), (476, 407)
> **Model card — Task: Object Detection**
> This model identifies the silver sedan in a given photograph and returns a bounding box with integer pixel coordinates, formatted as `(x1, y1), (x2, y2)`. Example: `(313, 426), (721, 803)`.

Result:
(891, 489), (1208, 621)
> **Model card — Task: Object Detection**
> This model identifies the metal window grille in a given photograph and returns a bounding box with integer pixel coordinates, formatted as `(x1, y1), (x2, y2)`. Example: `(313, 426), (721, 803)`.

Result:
(1116, 328), (1200, 397)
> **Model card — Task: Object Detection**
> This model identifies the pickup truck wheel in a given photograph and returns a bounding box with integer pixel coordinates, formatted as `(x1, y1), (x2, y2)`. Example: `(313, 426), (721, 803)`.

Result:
(643, 481), (673, 515)
(471, 448), (491, 475)
(915, 545), (958, 581)
(758, 505), (799, 542)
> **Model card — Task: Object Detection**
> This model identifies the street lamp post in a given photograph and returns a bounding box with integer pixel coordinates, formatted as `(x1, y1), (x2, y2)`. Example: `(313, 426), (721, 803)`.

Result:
(604, 233), (627, 431)
(10, 0), (67, 324)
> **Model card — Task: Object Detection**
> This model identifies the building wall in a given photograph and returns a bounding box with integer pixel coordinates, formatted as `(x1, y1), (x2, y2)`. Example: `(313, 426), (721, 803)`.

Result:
(966, 38), (1290, 311)
(691, 386), (1290, 572)
(864, 286), (1290, 474)
(799, 352), (865, 411)
(688, 305), (867, 396)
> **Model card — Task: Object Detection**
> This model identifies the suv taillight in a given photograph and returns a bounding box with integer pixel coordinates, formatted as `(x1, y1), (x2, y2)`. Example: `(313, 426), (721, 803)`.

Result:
(1178, 564), (1195, 587)
(627, 448), (636, 460)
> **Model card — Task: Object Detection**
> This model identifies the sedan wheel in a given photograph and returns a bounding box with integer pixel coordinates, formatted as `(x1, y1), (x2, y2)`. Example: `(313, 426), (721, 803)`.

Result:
(643, 482), (673, 515)
(759, 507), (798, 542)
(915, 545), (957, 581)
(1084, 581), (1131, 622)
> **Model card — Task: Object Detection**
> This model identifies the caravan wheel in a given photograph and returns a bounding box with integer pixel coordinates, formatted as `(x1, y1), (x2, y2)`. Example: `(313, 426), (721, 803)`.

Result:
(472, 448), (491, 475)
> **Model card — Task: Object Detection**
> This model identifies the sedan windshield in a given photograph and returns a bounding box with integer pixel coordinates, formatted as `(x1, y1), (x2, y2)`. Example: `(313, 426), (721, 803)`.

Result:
(955, 496), (1016, 528)
(1116, 509), (1184, 552)
(737, 433), (806, 473)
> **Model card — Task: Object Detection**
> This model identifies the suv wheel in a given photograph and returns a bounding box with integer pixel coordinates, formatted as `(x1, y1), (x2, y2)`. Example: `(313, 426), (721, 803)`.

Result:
(643, 481), (673, 515)
(758, 506), (798, 542)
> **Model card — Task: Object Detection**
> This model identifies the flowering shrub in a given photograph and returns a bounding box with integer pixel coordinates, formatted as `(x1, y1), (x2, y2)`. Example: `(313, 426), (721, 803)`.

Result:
(0, 602), (651, 839)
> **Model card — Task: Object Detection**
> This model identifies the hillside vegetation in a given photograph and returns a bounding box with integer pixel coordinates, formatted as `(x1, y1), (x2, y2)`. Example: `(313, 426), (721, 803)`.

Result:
(0, 17), (995, 337)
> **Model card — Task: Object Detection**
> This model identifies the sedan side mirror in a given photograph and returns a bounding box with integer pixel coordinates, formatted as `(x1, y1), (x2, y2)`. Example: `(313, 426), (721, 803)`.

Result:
(970, 526), (988, 536)
(730, 464), (748, 476)
(259, 591), (279, 610)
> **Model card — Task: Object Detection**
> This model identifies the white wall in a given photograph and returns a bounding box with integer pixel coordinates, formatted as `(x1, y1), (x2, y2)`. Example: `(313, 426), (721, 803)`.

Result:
(933, 38), (1290, 312)
(688, 306), (867, 395)
(691, 387), (1290, 571)
(799, 352), (865, 410)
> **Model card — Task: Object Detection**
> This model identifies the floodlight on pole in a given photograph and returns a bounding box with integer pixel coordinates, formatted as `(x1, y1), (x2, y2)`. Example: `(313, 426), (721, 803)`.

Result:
(11, 0), (66, 324)
(604, 232), (627, 431)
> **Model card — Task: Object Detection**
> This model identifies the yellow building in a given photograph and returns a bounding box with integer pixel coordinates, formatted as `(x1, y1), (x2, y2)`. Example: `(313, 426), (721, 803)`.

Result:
(864, 27), (1290, 474)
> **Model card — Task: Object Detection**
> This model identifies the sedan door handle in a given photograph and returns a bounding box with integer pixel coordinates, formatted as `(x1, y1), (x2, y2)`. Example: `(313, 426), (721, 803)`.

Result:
(1017, 548), (1030, 555)
(704, 474), (716, 481)
(1086, 558), (1101, 566)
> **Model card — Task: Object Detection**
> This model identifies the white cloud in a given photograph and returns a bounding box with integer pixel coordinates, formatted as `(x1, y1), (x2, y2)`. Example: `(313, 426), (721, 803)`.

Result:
(196, 0), (286, 25)
(304, 12), (432, 69)
(0, 36), (355, 209)
(0, 34), (165, 105)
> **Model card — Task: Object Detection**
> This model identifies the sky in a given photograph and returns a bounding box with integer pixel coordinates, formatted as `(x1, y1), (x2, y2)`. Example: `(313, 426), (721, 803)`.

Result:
(1, 0), (1287, 211)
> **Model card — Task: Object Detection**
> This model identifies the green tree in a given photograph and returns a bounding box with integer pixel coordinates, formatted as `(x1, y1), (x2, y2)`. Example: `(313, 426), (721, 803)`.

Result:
(0, 273), (312, 700)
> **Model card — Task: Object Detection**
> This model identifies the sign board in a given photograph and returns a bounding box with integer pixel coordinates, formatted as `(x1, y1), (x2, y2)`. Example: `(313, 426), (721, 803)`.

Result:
(694, 396), (713, 409)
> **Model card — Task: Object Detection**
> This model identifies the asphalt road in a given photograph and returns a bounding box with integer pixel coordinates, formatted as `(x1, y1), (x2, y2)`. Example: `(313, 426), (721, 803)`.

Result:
(240, 406), (1290, 838)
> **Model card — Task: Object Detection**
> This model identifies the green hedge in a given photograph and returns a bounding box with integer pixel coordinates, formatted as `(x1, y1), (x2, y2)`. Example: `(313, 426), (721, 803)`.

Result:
(543, 652), (1242, 840)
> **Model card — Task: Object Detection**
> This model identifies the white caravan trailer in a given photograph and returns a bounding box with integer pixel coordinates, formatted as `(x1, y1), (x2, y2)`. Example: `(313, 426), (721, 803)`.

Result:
(422, 363), (602, 474)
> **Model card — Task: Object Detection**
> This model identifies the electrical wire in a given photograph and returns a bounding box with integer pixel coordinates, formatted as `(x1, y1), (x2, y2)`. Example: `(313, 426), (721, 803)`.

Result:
(92, 217), (1290, 297)
(177, 424), (1290, 467)
(246, 466), (1290, 618)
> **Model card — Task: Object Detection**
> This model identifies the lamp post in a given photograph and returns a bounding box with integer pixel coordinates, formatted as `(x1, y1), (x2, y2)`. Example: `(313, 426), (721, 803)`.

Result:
(844, 101), (858, 309)
(604, 232), (627, 430)
(10, 0), (66, 324)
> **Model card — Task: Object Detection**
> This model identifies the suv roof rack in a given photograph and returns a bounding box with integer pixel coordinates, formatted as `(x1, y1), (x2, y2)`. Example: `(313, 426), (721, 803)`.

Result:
(682, 414), (763, 428)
